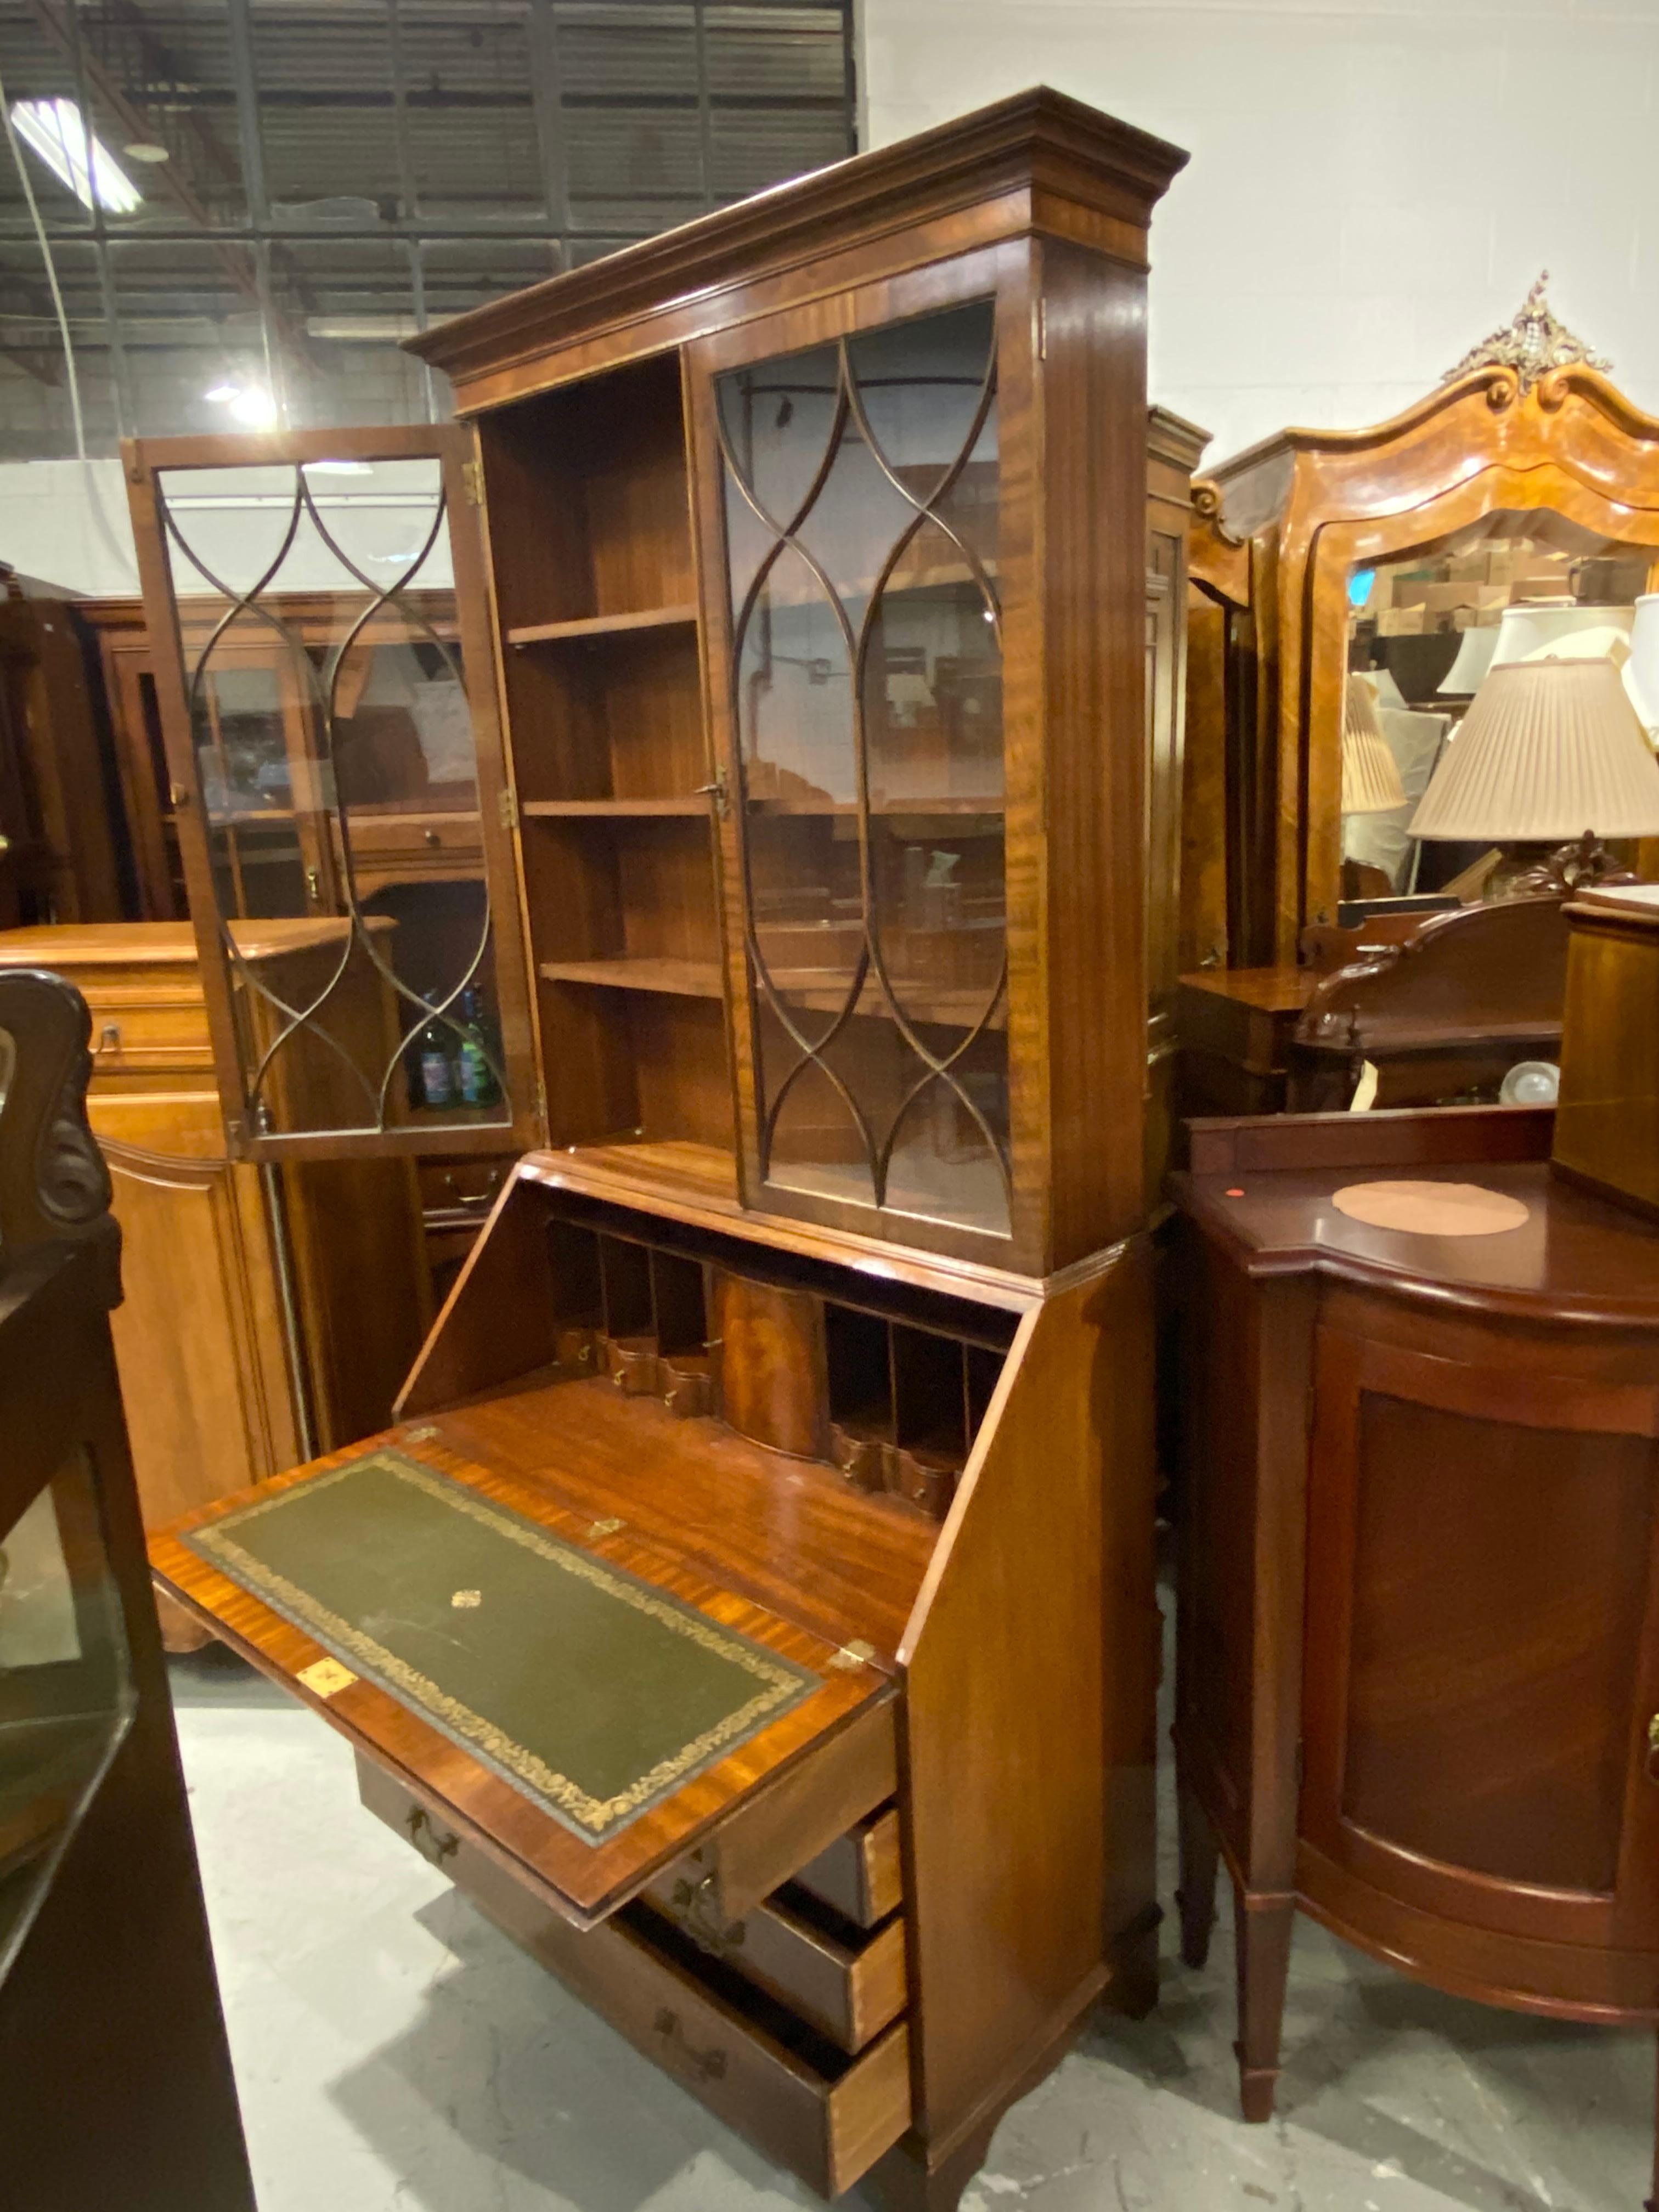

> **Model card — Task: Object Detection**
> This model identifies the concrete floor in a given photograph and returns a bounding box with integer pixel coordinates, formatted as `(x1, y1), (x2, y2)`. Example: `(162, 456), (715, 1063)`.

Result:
(171, 1645), (1652, 2212)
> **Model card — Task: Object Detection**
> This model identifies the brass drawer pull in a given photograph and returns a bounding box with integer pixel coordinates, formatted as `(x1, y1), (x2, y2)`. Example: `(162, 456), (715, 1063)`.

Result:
(405, 1803), (460, 1866)
(652, 2007), (727, 2081)
(670, 1871), (746, 1961)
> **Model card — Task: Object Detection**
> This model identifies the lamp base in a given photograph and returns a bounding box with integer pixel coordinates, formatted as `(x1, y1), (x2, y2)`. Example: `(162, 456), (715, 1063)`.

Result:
(1486, 831), (1638, 901)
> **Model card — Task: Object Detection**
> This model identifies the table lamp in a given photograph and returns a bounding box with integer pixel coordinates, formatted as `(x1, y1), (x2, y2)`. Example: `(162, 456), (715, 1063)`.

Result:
(1409, 654), (1659, 895)
(1342, 672), (1407, 815)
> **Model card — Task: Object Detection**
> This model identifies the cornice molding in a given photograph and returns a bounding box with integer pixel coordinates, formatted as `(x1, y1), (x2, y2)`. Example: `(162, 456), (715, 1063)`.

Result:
(407, 88), (1187, 391)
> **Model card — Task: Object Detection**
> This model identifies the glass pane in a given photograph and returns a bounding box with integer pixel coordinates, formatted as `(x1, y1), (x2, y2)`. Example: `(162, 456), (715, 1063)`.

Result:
(155, 456), (510, 1137)
(0, 1454), (134, 1989)
(718, 297), (1009, 1237)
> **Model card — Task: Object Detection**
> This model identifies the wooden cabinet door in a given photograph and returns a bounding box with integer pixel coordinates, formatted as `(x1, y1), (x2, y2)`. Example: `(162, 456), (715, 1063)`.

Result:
(122, 423), (540, 1164)
(1301, 1318), (1659, 1959)
(88, 1092), (301, 1525)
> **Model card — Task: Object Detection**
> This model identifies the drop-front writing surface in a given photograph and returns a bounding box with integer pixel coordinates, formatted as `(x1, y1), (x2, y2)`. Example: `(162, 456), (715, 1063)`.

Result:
(714, 296), (1010, 1241)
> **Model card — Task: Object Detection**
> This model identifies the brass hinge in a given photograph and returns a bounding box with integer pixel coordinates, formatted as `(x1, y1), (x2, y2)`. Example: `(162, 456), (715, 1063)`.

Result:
(498, 786), (519, 832)
(694, 764), (729, 820)
(461, 454), (485, 506)
(534, 1071), (548, 1130)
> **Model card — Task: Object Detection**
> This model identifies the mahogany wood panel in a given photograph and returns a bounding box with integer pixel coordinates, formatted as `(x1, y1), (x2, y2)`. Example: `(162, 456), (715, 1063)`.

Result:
(712, 1269), (829, 1460)
(899, 1237), (1159, 2157)
(151, 1425), (897, 1929)
(1304, 1332), (1659, 1909)
(1555, 896), (1659, 1220)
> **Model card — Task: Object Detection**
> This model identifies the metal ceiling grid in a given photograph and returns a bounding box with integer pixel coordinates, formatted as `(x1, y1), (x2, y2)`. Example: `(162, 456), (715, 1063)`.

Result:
(0, 0), (855, 456)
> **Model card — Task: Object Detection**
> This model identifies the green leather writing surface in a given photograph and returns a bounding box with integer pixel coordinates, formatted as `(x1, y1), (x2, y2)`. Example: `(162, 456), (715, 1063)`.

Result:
(182, 1449), (816, 1842)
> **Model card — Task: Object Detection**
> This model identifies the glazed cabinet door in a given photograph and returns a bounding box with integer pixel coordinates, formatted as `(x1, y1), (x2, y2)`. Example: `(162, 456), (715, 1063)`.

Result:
(123, 425), (539, 1161)
(1300, 1319), (1659, 1962)
(687, 246), (1037, 1268)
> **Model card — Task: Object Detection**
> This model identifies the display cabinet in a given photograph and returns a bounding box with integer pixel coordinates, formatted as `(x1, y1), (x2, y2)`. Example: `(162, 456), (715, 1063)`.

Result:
(1204, 279), (1659, 963)
(142, 88), (1189, 2211)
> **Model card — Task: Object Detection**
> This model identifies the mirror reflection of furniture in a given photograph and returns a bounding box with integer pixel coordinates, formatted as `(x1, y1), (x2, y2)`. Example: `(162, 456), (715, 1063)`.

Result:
(1171, 1099), (1659, 2189)
(1410, 657), (1659, 897)
(1204, 276), (1659, 959)
(0, 967), (255, 2212)
(1284, 893), (1570, 1111)
(1175, 893), (1568, 1121)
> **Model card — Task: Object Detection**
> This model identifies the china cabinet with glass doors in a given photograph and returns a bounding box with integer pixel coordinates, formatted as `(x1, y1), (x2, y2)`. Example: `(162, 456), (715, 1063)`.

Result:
(140, 92), (1188, 2211)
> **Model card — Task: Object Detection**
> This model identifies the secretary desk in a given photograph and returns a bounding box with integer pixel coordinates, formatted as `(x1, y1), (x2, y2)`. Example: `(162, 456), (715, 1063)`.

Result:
(134, 89), (1189, 2208)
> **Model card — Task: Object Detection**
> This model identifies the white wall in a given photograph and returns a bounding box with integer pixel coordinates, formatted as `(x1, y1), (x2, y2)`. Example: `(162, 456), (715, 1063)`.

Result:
(0, 456), (454, 600)
(861, 0), (1659, 467)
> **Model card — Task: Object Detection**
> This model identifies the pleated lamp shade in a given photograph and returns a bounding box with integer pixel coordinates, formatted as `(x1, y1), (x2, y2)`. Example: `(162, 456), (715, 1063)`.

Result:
(1342, 673), (1408, 815)
(1410, 657), (1659, 842)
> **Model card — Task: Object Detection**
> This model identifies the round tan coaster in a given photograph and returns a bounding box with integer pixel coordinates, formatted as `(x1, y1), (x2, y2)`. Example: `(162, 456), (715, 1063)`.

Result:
(1331, 1180), (1531, 1237)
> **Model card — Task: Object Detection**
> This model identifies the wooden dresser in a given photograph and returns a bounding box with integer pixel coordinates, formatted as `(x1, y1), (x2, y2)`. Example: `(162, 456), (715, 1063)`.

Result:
(0, 923), (430, 1647)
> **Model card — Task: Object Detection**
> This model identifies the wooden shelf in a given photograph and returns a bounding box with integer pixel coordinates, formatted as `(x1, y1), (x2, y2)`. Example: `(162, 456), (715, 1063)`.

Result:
(749, 795), (1005, 819)
(506, 605), (698, 648)
(539, 954), (1004, 1030)
(523, 797), (710, 819)
(539, 956), (722, 998)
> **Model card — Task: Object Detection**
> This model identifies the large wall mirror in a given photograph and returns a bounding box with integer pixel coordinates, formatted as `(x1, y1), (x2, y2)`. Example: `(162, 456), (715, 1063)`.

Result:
(1206, 284), (1659, 961)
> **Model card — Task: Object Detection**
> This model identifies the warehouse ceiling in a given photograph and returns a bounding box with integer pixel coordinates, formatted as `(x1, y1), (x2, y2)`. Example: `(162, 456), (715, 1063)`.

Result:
(0, 0), (855, 456)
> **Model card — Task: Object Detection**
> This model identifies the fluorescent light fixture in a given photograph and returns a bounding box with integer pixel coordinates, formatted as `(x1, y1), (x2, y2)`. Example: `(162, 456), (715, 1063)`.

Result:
(9, 98), (142, 214)
(204, 380), (279, 429)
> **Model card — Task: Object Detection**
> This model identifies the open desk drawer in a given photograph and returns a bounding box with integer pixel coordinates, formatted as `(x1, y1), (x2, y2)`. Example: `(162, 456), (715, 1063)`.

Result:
(150, 1432), (897, 1931)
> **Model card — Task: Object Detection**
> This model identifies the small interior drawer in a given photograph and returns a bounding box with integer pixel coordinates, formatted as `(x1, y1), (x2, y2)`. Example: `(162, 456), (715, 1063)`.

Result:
(792, 1806), (904, 1929)
(359, 1758), (911, 2198)
(644, 1837), (906, 2053)
(337, 812), (483, 859)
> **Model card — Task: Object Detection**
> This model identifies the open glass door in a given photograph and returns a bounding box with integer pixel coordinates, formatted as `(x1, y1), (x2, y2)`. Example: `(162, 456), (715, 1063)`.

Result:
(123, 426), (538, 1159)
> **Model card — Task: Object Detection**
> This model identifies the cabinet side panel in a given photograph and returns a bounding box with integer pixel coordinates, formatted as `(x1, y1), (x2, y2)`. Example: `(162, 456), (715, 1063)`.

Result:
(900, 1238), (1156, 2144)
(1036, 239), (1152, 1267)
